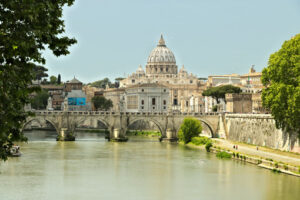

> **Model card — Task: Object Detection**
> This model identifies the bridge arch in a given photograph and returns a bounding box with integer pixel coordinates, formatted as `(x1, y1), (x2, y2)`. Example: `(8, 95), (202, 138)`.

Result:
(126, 118), (165, 137)
(23, 118), (59, 134)
(175, 118), (215, 138)
(71, 117), (111, 132)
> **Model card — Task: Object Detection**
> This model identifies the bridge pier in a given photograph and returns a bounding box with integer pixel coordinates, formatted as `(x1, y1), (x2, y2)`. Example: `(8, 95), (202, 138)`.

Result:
(56, 128), (75, 141)
(161, 128), (178, 142)
(109, 128), (128, 142)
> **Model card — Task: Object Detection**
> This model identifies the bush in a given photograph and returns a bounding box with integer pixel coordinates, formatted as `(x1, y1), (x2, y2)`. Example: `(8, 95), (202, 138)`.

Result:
(190, 136), (211, 146)
(272, 168), (281, 173)
(236, 153), (239, 158)
(274, 162), (279, 168)
(283, 165), (288, 170)
(258, 159), (262, 164)
(216, 151), (232, 159)
(178, 118), (202, 144)
(232, 152), (236, 157)
(205, 141), (213, 152)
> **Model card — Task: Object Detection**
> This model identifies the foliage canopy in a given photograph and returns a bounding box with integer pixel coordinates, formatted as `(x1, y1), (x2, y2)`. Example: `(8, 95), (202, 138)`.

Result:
(31, 90), (49, 110)
(90, 78), (112, 89)
(0, 0), (76, 160)
(92, 96), (113, 111)
(178, 118), (202, 144)
(261, 34), (300, 135)
(202, 85), (241, 103)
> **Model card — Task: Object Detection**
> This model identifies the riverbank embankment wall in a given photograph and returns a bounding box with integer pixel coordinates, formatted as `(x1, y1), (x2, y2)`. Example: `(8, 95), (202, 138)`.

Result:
(224, 114), (300, 153)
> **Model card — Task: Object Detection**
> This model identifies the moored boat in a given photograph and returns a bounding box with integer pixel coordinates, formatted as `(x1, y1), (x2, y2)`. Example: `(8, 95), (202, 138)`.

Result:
(10, 145), (22, 157)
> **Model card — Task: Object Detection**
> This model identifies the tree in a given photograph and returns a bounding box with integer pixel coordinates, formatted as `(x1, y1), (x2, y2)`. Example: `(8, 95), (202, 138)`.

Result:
(33, 65), (48, 83)
(261, 34), (300, 135)
(57, 74), (61, 85)
(90, 78), (112, 88)
(178, 118), (202, 144)
(92, 96), (113, 111)
(202, 85), (241, 103)
(31, 90), (49, 110)
(50, 75), (57, 85)
(114, 77), (125, 88)
(0, 1), (76, 160)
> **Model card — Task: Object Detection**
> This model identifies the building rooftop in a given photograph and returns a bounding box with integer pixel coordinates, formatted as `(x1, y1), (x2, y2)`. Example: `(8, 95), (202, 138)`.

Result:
(67, 76), (82, 84)
(41, 85), (64, 90)
(127, 83), (168, 89)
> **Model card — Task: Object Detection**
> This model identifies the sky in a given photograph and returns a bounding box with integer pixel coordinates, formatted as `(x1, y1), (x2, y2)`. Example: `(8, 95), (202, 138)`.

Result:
(43, 0), (300, 83)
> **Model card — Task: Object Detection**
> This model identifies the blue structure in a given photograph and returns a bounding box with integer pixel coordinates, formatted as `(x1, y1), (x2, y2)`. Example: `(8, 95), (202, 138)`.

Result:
(68, 97), (86, 106)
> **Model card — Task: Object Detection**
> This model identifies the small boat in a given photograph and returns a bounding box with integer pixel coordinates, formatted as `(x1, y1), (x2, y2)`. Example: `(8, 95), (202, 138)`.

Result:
(10, 145), (22, 157)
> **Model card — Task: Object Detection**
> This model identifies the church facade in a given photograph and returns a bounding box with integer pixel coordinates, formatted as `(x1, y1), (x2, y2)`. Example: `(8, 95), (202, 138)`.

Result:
(118, 35), (206, 112)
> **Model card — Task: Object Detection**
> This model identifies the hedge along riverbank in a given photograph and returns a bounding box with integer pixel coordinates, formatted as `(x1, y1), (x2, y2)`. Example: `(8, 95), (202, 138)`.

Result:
(126, 130), (161, 137)
(185, 137), (300, 177)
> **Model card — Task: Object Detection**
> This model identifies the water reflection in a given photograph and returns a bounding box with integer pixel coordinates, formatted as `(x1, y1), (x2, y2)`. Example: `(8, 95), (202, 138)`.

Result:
(0, 130), (299, 200)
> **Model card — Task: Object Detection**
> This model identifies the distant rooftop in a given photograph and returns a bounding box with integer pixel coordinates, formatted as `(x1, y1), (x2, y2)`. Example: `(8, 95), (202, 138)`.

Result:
(67, 76), (82, 84)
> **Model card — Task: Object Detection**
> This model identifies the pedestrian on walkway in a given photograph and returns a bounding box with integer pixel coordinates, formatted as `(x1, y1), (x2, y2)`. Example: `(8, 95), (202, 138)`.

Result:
(256, 146), (259, 151)
(236, 145), (238, 150)
(233, 145), (235, 149)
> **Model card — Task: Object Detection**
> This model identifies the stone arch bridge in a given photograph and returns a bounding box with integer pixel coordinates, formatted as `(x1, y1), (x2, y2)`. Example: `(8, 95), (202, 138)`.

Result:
(24, 111), (225, 141)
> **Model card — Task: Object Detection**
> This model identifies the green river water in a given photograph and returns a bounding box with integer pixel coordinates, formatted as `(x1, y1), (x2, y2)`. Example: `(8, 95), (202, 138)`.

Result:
(0, 130), (299, 200)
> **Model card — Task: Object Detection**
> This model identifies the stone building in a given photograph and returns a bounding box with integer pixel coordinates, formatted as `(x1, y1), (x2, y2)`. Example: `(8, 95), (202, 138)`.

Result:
(103, 88), (125, 112)
(41, 85), (64, 110)
(204, 74), (241, 112)
(64, 77), (83, 92)
(251, 92), (267, 113)
(82, 85), (102, 105)
(207, 74), (241, 87)
(225, 93), (252, 113)
(123, 83), (169, 112)
(240, 65), (263, 93)
(119, 35), (206, 112)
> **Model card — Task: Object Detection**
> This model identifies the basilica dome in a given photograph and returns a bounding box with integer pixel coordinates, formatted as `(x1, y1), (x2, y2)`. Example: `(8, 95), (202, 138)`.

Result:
(147, 35), (176, 64)
(146, 35), (178, 75)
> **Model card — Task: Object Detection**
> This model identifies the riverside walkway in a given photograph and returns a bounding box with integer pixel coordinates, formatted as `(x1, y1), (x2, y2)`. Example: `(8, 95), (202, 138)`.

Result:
(213, 139), (300, 166)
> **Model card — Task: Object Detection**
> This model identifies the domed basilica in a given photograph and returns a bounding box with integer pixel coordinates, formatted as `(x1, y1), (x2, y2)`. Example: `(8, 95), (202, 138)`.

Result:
(118, 35), (206, 112)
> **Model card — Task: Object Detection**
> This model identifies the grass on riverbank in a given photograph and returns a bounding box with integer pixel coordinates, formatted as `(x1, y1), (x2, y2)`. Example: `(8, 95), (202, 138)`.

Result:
(79, 129), (108, 133)
(126, 130), (161, 137)
(188, 136), (213, 152)
(216, 151), (232, 159)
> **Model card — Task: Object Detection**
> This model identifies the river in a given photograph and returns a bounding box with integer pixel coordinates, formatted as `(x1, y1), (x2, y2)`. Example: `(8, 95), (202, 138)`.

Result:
(0, 130), (299, 200)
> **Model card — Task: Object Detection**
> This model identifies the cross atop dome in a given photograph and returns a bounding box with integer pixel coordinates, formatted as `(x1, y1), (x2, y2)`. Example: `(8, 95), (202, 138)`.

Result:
(158, 34), (166, 47)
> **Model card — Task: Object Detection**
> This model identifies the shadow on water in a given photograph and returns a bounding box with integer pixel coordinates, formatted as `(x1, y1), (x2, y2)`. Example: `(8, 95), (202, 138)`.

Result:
(23, 130), (57, 141)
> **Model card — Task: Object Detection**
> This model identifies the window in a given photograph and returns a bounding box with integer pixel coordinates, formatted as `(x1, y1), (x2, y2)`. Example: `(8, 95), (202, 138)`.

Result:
(190, 80), (193, 84)
(141, 106), (144, 109)
(163, 100), (166, 105)
(163, 106), (166, 109)
(152, 98), (156, 105)
(141, 89), (144, 92)
(163, 89), (166, 92)
(173, 99), (178, 105)
(166, 67), (168, 72)
(186, 101), (189, 106)
(141, 100), (144, 105)
(132, 79), (135, 83)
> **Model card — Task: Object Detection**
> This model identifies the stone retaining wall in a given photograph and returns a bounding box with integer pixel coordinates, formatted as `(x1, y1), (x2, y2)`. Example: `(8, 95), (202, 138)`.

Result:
(224, 114), (300, 153)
